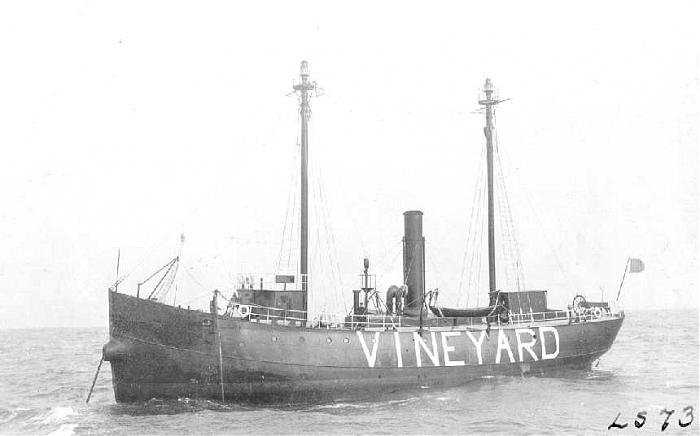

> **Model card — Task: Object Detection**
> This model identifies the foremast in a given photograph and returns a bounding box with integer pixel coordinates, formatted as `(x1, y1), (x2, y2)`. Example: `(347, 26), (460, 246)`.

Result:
(293, 61), (316, 311)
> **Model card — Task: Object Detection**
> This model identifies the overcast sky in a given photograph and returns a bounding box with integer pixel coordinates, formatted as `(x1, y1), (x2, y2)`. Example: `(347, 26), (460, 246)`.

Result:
(0, 1), (697, 328)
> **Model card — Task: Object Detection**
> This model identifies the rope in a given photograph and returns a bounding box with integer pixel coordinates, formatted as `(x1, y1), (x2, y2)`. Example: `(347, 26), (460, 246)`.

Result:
(217, 250), (235, 284)
(182, 265), (210, 292)
(495, 150), (531, 314)
(499, 145), (578, 292)
(177, 288), (217, 307)
(372, 240), (402, 272)
(475, 201), (486, 307)
(424, 241), (453, 304)
(317, 168), (347, 313)
(111, 232), (173, 289)
(154, 262), (179, 300)
(312, 165), (336, 311)
(309, 170), (323, 311)
(276, 144), (300, 271)
(284, 140), (300, 271)
(457, 150), (485, 305)
(459, 146), (487, 307)
(494, 146), (526, 291)
(371, 293), (399, 329)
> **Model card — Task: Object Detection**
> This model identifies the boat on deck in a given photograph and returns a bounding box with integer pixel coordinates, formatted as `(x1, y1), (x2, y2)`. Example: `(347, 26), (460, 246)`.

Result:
(102, 61), (625, 404)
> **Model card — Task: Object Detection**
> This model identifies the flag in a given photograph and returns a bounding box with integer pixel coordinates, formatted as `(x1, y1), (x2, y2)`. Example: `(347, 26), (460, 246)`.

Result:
(629, 258), (645, 273)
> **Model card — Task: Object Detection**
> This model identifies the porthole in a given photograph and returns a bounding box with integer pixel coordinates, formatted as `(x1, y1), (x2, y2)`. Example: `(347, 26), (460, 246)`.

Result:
(272, 336), (278, 342)
(326, 337), (332, 344)
(343, 337), (350, 344)
(299, 337), (305, 343)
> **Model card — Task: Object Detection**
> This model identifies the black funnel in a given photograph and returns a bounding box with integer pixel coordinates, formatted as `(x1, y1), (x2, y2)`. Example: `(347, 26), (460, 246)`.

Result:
(402, 211), (425, 311)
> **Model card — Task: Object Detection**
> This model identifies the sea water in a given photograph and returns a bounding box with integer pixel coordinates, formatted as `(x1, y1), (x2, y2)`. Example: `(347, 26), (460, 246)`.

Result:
(0, 309), (697, 435)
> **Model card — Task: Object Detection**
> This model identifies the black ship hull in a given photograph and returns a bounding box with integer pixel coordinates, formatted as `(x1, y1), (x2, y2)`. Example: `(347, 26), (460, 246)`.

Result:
(104, 291), (624, 404)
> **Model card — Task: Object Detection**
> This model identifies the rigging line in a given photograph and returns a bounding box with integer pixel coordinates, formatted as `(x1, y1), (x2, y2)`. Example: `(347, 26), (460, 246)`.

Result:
(473, 191), (485, 306)
(319, 179), (345, 314)
(310, 165), (331, 280)
(319, 181), (347, 313)
(372, 294), (399, 328)
(217, 251), (235, 284)
(499, 144), (578, 291)
(307, 151), (345, 313)
(283, 116), (303, 272)
(276, 147), (300, 271)
(457, 148), (486, 298)
(493, 138), (533, 313)
(463, 171), (481, 306)
(495, 150), (526, 290)
(159, 264), (179, 301)
(312, 175), (325, 302)
(475, 188), (487, 307)
(283, 160), (300, 271)
(373, 241), (403, 274)
(151, 259), (179, 300)
(423, 242), (452, 303)
(286, 163), (300, 270)
(310, 157), (367, 257)
(470, 153), (487, 301)
(495, 157), (515, 290)
(309, 164), (322, 282)
(373, 245), (403, 300)
(310, 160), (339, 312)
(123, 176), (221, 286)
(114, 232), (172, 287)
(492, 139), (527, 314)
(147, 260), (175, 299)
(469, 148), (486, 271)
(178, 288), (216, 306)
(317, 169), (344, 289)
(464, 155), (487, 307)
(182, 264), (210, 292)
(322, 207), (345, 313)
(458, 153), (485, 306)
(138, 257), (178, 289)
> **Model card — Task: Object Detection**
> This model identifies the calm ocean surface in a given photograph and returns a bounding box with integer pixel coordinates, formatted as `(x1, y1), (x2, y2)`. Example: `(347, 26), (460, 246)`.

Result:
(0, 309), (697, 435)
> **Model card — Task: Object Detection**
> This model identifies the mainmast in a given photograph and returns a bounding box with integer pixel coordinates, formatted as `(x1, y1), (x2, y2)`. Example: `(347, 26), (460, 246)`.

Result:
(293, 61), (316, 310)
(479, 78), (500, 305)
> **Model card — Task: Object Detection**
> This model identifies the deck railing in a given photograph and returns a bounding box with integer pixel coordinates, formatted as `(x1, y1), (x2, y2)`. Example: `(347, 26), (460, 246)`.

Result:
(229, 303), (404, 329)
(227, 303), (624, 330)
(247, 304), (308, 324)
(343, 313), (404, 330)
(508, 307), (623, 324)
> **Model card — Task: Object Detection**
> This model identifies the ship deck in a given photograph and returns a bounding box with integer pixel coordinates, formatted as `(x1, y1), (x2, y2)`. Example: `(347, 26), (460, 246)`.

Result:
(232, 302), (624, 331)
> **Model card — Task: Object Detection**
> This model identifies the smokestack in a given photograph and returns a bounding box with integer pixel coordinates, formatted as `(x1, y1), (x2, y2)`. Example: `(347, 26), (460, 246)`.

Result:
(403, 211), (425, 311)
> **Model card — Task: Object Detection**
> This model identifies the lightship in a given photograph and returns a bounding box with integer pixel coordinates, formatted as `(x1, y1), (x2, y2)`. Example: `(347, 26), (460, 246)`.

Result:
(102, 61), (625, 404)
